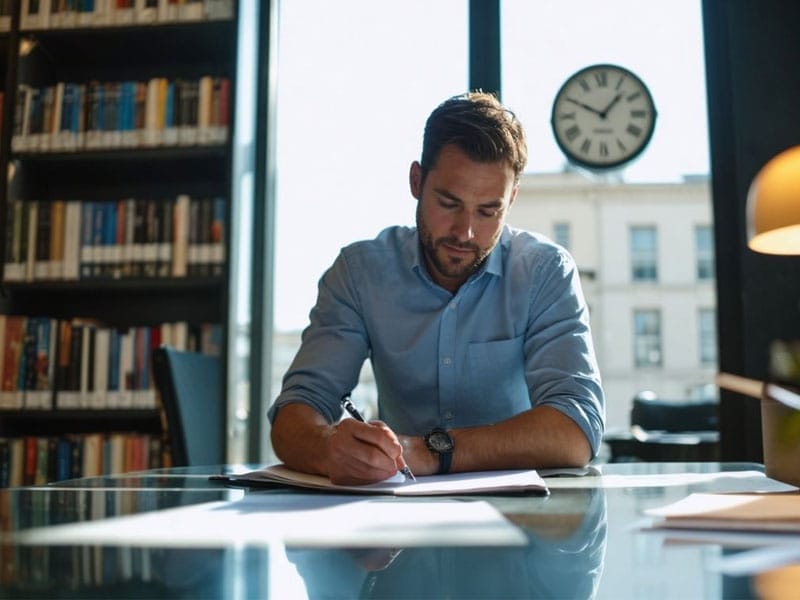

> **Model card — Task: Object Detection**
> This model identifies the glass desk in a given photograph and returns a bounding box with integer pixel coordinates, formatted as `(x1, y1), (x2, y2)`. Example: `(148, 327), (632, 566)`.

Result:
(0, 462), (797, 599)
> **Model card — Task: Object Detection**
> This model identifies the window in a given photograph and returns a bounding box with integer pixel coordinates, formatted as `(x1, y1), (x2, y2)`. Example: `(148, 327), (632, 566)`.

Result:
(695, 225), (714, 280)
(630, 226), (658, 282)
(269, 1), (468, 459)
(498, 0), (711, 433)
(698, 308), (717, 365)
(274, 1), (466, 337)
(553, 221), (570, 251)
(634, 309), (662, 368)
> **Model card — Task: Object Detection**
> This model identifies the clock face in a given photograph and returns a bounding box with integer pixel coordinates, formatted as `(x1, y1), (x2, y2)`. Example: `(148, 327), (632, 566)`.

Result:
(551, 64), (657, 170)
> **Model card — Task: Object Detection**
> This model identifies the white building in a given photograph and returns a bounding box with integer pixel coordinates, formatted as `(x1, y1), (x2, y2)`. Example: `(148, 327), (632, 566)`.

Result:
(511, 170), (716, 430)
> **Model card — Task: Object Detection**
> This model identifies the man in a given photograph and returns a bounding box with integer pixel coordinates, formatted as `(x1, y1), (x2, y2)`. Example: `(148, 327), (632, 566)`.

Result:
(269, 92), (604, 484)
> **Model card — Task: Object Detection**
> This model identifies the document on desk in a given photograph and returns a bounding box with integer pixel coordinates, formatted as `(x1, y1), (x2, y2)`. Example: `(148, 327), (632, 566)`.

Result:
(215, 464), (549, 496)
(646, 493), (800, 533)
(16, 495), (528, 548)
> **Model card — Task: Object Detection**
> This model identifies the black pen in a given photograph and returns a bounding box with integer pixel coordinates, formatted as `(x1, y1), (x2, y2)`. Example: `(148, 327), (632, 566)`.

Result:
(340, 395), (416, 481)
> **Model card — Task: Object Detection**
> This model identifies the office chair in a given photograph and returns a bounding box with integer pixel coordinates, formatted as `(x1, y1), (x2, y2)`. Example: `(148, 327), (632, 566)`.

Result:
(603, 392), (720, 463)
(152, 345), (225, 467)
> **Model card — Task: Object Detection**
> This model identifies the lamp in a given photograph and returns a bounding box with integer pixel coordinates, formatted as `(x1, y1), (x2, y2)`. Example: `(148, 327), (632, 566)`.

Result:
(742, 144), (800, 486)
(747, 145), (800, 254)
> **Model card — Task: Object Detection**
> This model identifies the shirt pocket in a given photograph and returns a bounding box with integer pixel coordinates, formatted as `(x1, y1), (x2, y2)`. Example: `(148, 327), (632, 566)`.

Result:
(466, 335), (530, 423)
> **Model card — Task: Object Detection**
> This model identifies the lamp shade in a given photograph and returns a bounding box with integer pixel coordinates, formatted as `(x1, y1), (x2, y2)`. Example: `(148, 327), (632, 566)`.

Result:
(747, 145), (800, 255)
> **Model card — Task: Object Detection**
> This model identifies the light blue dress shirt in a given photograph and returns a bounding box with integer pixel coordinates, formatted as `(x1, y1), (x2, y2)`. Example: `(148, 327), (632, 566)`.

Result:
(268, 225), (605, 455)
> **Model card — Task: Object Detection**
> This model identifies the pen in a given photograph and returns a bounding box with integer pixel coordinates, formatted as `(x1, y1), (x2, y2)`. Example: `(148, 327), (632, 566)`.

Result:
(340, 395), (416, 481)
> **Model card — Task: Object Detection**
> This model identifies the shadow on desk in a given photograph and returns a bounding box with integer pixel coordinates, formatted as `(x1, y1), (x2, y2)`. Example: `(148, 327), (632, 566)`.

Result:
(604, 393), (720, 462)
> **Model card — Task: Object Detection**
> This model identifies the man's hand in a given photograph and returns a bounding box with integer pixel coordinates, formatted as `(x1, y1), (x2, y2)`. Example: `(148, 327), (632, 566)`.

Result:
(326, 418), (406, 485)
(271, 403), (410, 486)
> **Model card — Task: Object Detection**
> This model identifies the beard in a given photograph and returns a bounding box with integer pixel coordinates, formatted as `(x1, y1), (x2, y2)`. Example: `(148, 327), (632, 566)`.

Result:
(416, 204), (493, 286)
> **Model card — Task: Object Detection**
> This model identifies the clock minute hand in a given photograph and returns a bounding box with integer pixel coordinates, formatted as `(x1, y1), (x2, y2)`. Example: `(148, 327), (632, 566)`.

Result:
(565, 96), (603, 116)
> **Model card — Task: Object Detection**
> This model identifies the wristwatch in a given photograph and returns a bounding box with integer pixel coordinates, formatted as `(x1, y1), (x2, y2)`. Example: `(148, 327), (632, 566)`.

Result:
(425, 427), (455, 475)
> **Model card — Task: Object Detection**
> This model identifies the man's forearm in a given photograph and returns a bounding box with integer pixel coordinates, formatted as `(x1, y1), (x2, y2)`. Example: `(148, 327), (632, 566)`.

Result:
(401, 405), (592, 475)
(270, 403), (333, 476)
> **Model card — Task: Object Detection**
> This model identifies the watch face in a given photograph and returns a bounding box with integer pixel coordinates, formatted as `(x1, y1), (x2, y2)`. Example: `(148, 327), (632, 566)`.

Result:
(551, 64), (657, 170)
(427, 430), (454, 453)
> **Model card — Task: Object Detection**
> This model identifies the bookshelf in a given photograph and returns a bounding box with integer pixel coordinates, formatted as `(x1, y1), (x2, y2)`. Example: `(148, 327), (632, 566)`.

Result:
(0, 0), (237, 487)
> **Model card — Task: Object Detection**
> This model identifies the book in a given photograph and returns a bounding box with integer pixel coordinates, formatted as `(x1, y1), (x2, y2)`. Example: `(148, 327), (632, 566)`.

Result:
(1, 316), (26, 409)
(214, 464), (550, 497)
(646, 492), (800, 533)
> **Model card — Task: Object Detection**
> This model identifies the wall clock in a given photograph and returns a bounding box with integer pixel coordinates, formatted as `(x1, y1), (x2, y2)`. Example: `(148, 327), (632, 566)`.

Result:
(551, 64), (657, 170)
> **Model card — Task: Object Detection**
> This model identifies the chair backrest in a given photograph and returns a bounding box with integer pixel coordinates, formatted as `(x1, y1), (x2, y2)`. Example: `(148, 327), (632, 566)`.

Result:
(631, 396), (718, 432)
(152, 345), (224, 466)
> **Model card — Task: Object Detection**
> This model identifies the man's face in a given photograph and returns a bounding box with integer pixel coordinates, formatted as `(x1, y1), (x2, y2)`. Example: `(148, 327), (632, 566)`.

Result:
(410, 144), (518, 292)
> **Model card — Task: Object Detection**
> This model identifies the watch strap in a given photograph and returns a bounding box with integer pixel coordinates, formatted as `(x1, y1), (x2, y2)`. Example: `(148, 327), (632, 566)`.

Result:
(436, 445), (453, 475)
(425, 427), (454, 475)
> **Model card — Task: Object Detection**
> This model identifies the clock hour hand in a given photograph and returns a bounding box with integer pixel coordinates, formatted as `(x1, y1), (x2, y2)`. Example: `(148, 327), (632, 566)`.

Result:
(565, 96), (603, 116)
(599, 93), (622, 119)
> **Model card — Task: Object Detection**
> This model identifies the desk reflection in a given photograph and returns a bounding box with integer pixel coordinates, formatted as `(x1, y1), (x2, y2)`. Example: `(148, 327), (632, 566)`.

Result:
(286, 487), (607, 599)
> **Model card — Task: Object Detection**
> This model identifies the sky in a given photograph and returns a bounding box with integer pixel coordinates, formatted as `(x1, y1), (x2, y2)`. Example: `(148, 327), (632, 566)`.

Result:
(272, 1), (709, 332)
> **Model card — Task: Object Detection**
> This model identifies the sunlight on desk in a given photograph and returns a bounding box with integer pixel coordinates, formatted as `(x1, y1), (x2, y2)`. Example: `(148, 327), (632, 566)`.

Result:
(15, 494), (526, 548)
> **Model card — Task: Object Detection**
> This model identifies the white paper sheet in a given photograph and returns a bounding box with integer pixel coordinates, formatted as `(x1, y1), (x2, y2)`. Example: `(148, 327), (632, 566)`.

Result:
(15, 493), (527, 549)
(643, 492), (800, 538)
(222, 464), (549, 496)
(544, 469), (798, 492)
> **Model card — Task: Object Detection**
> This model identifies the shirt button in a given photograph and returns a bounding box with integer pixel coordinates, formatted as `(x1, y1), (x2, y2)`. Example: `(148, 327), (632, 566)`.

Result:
(443, 357), (452, 365)
(450, 303), (457, 310)
(444, 411), (453, 420)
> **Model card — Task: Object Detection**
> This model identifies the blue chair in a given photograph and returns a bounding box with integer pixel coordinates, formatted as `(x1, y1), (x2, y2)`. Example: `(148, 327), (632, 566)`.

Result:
(152, 346), (225, 466)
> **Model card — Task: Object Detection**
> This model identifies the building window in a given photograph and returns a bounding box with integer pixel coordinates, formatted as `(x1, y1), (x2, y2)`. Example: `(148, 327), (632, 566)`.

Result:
(695, 225), (714, 280)
(630, 226), (658, 281)
(553, 221), (570, 251)
(699, 308), (717, 366)
(634, 309), (662, 368)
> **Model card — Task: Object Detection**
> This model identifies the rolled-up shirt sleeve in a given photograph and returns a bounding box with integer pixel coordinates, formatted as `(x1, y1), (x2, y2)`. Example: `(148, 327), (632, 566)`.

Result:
(268, 251), (370, 424)
(522, 247), (605, 456)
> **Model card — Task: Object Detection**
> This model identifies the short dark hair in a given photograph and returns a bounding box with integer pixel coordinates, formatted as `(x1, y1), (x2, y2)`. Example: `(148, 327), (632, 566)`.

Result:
(420, 91), (528, 183)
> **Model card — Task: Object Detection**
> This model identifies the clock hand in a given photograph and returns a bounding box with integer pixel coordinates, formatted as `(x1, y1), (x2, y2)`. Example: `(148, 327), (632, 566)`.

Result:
(599, 93), (622, 119)
(565, 96), (603, 116)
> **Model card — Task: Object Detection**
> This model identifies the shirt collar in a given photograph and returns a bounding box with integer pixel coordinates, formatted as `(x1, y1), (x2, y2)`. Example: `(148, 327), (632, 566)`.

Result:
(407, 225), (510, 282)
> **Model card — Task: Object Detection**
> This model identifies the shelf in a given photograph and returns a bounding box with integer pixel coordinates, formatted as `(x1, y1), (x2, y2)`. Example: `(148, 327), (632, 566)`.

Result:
(22, 19), (237, 80)
(2, 278), (224, 324)
(14, 144), (228, 163)
(3, 276), (223, 292)
(11, 145), (230, 198)
(0, 409), (161, 436)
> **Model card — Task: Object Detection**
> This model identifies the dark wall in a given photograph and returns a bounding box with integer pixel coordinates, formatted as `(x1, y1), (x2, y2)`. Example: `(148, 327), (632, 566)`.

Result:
(703, 0), (800, 461)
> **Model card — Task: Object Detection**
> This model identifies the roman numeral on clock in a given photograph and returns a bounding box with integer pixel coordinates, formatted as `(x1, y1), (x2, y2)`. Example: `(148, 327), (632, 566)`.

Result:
(626, 123), (643, 137)
(565, 125), (581, 142)
(626, 91), (642, 102)
(594, 72), (608, 87)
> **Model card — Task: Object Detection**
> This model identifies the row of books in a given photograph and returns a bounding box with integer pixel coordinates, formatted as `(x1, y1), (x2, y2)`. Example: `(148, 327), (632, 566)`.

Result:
(13, 76), (230, 153)
(0, 432), (164, 488)
(0, 315), (221, 410)
(20, 0), (234, 30)
(3, 195), (226, 282)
